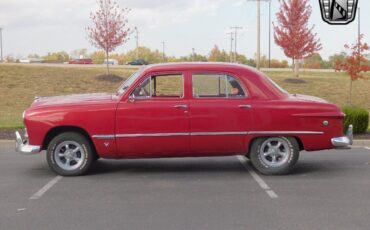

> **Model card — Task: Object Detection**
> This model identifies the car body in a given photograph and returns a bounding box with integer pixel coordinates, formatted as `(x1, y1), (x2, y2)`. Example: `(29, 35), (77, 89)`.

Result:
(15, 63), (352, 176)
(127, 59), (148, 66)
(68, 59), (93, 65)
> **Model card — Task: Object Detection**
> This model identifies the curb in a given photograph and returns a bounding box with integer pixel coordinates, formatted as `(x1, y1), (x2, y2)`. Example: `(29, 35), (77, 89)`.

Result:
(352, 140), (370, 147)
(0, 140), (13, 143)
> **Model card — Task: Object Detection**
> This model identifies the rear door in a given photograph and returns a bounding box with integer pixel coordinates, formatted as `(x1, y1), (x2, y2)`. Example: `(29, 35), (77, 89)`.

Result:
(189, 73), (253, 155)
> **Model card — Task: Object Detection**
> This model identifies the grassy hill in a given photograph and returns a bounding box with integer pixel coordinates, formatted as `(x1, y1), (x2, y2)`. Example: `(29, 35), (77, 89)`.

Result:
(1, 64), (369, 128)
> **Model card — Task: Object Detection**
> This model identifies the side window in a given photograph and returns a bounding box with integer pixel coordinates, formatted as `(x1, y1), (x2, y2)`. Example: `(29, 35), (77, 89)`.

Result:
(193, 74), (246, 98)
(132, 74), (184, 98)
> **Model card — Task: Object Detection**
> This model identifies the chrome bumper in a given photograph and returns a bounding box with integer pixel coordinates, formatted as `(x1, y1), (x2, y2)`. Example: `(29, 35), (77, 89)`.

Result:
(331, 125), (353, 149)
(15, 131), (41, 154)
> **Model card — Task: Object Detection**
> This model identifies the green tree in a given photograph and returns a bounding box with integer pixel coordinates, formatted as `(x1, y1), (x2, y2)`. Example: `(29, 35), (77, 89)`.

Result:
(71, 48), (89, 59)
(208, 45), (229, 62)
(90, 50), (106, 64)
(304, 53), (324, 69)
(328, 52), (346, 68)
(110, 53), (127, 65)
(125, 47), (163, 64)
(28, 54), (40, 59)
(43, 51), (69, 63)
(245, 58), (256, 67)
(234, 54), (247, 64)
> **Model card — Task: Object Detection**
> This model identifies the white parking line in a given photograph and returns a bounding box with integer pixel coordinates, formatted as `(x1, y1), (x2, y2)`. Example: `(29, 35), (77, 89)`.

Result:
(29, 176), (63, 200)
(237, 156), (279, 199)
(365, 147), (370, 150)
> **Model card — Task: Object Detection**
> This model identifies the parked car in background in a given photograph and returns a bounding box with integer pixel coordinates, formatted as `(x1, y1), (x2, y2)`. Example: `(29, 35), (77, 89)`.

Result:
(104, 59), (119, 65)
(16, 63), (352, 176)
(127, 59), (148, 65)
(69, 58), (93, 64)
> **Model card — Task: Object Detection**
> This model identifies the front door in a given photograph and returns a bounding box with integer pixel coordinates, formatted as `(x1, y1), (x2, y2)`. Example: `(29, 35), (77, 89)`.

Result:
(116, 73), (190, 157)
(189, 73), (253, 155)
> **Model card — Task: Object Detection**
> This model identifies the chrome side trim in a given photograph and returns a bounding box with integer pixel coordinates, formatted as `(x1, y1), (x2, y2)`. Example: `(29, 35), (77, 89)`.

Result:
(116, 133), (189, 138)
(191, 132), (248, 136)
(92, 131), (324, 139)
(92, 135), (115, 140)
(248, 131), (324, 135)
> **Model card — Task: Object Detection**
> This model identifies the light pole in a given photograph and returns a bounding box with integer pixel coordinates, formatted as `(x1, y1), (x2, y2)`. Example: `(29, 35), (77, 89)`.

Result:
(230, 26), (242, 62)
(161, 41), (165, 62)
(268, 0), (271, 68)
(257, 0), (260, 69)
(358, 7), (360, 56)
(134, 27), (139, 60)
(227, 32), (234, 62)
(248, 0), (271, 69)
(0, 28), (3, 63)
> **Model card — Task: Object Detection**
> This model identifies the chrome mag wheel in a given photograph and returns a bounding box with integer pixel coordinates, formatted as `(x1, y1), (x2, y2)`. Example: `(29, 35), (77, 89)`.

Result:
(249, 136), (300, 175)
(54, 141), (86, 171)
(259, 137), (291, 167)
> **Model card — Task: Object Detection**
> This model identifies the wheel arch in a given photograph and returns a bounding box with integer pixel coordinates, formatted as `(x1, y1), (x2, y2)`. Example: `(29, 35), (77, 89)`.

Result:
(247, 136), (304, 156)
(42, 126), (97, 155)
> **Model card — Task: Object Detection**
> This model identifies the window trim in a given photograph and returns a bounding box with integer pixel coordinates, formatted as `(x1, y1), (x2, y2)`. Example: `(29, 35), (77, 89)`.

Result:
(130, 73), (185, 100)
(191, 72), (248, 99)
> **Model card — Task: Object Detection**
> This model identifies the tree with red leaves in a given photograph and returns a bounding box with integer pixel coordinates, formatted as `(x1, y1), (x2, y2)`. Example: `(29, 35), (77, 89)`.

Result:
(335, 34), (370, 105)
(87, 0), (131, 74)
(274, 0), (322, 77)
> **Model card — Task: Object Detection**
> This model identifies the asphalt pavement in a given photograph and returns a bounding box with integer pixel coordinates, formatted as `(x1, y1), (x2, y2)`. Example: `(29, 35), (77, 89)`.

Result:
(1, 141), (370, 230)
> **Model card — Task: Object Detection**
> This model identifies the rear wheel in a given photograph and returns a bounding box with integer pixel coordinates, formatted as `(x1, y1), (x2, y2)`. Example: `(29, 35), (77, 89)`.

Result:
(47, 132), (94, 176)
(250, 137), (299, 175)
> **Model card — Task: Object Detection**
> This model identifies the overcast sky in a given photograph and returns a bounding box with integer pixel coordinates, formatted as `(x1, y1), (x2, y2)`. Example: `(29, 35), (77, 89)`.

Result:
(0, 0), (369, 60)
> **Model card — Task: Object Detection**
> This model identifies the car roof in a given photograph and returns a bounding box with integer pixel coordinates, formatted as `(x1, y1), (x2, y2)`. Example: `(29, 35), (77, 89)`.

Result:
(143, 62), (260, 74)
(139, 62), (288, 100)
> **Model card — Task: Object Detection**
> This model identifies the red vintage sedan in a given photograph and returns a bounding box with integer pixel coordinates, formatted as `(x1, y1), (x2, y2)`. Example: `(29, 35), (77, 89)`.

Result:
(15, 63), (352, 176)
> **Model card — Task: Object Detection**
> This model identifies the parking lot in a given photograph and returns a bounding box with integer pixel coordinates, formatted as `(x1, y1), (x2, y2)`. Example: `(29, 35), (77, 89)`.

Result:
(1, 141), (370, 230)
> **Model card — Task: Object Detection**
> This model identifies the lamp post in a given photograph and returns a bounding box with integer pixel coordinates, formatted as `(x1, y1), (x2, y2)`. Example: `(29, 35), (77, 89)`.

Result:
(358, 7), (360, 56)
(268, 0), (271, 68)
(135, 27), (139, 60)
(161, 41), (165, 62)
(248, 0), (271, 69)
(0, 28), (3, 63)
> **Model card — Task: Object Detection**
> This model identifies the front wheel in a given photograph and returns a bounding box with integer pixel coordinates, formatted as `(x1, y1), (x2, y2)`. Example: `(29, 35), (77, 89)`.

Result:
(47, 132), (94, 176)
(249, 137), (299, 175)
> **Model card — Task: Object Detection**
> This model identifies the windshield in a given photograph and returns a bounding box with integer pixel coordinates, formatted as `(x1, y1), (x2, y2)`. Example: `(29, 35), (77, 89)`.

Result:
(116, 70), (142, 95)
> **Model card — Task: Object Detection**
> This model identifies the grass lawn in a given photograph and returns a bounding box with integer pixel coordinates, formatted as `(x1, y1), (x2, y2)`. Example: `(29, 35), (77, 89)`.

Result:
(0, 64), (369, 129)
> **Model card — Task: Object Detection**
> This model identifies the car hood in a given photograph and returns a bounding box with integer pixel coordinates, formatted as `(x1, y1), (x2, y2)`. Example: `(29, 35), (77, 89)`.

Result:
(289, 94), (328, 103)
(31, 93), (114, 108)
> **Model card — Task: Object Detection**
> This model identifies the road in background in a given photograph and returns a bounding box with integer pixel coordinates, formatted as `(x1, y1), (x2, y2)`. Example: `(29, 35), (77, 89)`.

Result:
(0, 142), (370, 230)
(0, 63), (337, 72)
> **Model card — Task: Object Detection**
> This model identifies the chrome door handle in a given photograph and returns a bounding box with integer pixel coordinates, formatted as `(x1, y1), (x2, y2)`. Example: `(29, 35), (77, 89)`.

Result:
(238, 105), (252, 109)
(174, 105), (188, 109)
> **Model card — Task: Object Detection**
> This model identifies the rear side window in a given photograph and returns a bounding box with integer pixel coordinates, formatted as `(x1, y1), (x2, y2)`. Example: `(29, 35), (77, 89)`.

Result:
(192, 74), (246, 98)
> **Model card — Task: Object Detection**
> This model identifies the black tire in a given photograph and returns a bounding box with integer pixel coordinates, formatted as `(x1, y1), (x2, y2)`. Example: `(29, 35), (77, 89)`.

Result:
(249, 136), (299, 175)
(47, 132), (94, 176)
